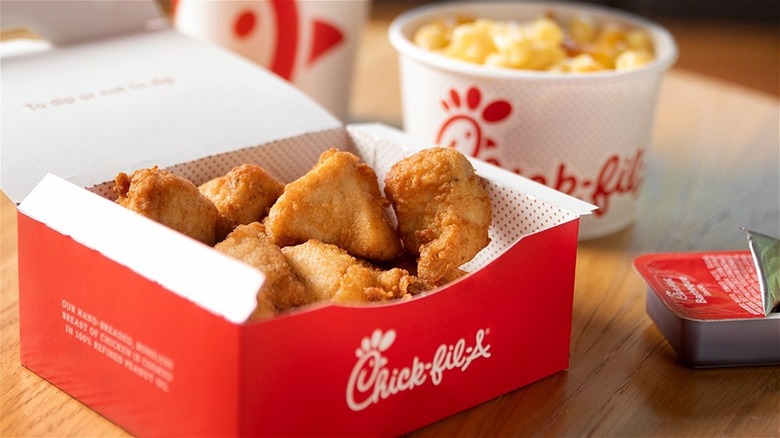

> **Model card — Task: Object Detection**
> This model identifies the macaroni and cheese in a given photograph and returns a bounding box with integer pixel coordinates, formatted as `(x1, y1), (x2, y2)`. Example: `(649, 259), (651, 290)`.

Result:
(413, 14), (655, 72)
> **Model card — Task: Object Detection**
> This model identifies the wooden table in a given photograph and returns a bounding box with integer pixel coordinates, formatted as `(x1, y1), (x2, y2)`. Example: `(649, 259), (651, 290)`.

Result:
(2, 5), (779, 438)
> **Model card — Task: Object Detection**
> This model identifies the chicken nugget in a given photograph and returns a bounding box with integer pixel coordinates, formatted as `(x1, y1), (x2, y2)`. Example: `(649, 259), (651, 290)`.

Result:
(281, 239), (420, 304)
(266, 149), (402, 261)
(215, 222), (310, 320)
(199, 164), (284, 241)
(113, 166), (218, 245)
(384, 147), (492, 286)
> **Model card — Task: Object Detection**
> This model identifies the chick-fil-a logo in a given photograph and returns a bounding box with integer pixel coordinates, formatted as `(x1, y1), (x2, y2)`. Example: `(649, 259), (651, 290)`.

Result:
(346, 328), (492, 411)
(509, 149), (646, 217)
(436, 86), (513, 159)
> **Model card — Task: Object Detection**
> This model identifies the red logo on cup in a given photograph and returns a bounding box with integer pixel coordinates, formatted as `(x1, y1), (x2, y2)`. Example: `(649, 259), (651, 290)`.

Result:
(514, 149), (646, 216)
(173, 0), (345, 81)
(435, 86), (512, 160)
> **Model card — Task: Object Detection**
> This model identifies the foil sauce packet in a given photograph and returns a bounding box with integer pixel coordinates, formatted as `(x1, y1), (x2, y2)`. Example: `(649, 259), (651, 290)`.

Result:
(633, 230), (780, 368)
(745, 229), (780, 314)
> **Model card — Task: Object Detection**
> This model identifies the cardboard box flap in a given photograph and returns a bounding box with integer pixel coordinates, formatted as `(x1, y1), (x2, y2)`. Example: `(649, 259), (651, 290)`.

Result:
(18, 174), (264, 323)
(1, 24), (341, 204)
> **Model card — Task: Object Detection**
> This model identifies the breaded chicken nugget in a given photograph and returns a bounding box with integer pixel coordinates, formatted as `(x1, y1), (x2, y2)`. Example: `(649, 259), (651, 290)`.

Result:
(384, 148), (492, 286)
(266, 149), (402, 261)
(214, 222), (310, 320)
(281, 239), (421, 304)
(113, 166), (218, 245)
(199, 164), (284, 241)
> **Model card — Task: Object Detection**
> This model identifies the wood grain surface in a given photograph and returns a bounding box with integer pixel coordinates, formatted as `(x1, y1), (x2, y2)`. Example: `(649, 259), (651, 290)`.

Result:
(2, 2), (779, 437)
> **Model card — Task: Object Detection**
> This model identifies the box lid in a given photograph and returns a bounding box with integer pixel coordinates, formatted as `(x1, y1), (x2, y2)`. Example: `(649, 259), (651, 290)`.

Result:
(0, 0), (341, 203)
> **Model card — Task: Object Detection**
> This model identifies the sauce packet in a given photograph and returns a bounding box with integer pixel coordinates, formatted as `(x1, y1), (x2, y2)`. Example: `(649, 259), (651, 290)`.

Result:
(633, 230), (780, 368)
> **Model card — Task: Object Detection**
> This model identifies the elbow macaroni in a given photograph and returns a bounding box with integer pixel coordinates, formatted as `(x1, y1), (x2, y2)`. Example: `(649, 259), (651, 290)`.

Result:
(413, 14), (655, 73)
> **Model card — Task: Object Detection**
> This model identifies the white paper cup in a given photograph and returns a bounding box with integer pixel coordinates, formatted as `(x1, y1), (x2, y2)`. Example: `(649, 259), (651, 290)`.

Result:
(173, 0), (369, 121)
(389, 2), (677, 239)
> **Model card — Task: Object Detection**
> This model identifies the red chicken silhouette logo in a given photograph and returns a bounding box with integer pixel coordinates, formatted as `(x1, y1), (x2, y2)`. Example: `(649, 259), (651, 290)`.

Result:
(435, 86), (512, 164)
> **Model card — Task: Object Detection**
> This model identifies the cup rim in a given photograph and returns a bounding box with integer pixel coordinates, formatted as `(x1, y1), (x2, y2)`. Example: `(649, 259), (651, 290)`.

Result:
(388, 1), (678, 82)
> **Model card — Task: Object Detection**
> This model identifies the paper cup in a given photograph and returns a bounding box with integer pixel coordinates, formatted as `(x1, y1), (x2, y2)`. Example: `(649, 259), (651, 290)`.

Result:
(389, 2), (677, 239)
(173, 0), (369, 121)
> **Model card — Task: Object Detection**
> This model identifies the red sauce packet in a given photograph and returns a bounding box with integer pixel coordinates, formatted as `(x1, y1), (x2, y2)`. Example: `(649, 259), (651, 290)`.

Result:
(633, 231), (780, 367)
(635, 230), (779, 320)
(634, 251), (766, 320)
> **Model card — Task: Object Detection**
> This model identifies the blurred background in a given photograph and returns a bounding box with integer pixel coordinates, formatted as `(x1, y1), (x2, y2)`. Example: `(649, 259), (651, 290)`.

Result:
(155, 0), (778, 97)
(5, 0), (776, 98)
(364, 0), (779, 97)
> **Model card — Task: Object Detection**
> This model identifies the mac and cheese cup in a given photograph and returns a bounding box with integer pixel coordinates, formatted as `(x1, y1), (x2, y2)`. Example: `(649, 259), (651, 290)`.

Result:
(390, 2), (677, 239)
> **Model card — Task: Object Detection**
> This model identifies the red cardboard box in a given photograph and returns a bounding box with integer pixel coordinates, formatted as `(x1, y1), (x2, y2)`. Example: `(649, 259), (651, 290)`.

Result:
(2, 1), (594, 436)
